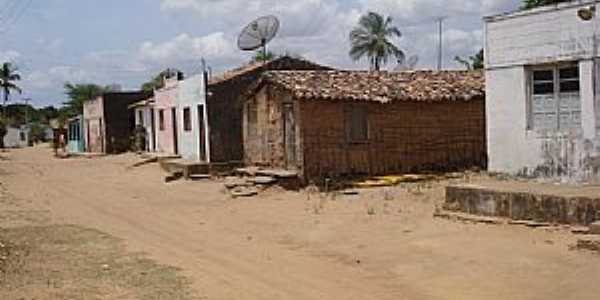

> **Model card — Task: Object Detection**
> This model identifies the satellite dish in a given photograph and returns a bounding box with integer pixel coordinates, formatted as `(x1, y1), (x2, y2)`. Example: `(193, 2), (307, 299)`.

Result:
(238, 15), (280, 62)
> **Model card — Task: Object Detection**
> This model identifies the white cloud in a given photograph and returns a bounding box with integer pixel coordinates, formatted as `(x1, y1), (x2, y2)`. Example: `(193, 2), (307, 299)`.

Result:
(0, 50), (21, 63)
(139, 32), (237, 66)
(23, 66), (88, 90)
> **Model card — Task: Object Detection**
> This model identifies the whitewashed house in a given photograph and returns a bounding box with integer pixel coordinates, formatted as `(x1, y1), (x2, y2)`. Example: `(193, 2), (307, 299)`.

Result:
(175, 72), (210, 162)
(485, 1), (600, 180)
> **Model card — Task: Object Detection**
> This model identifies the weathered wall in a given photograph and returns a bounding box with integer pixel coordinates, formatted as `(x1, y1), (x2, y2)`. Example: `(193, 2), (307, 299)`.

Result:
(134, 106), (155, 152)
(445, 184), (600, 225)
(175, 74), (208, 161)
(154, 78), (179, 155)
(83, 96), (105, 153)
(208, 57), (332, 163)
(486, 3), (600, 182)
(244, 85), (486, 182)
(243, 86), (297, 170)
(101, 92), (150, 154)
(299, 99), (486, 182)
(486, 0), (600, 68)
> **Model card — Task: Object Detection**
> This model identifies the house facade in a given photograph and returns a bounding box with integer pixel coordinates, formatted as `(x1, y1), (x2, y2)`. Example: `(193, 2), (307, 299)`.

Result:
(83, 91), (151, 154)
(154, 77), (179, 155)
(485, 1), (600, 180)
(207, 56), (332, 164)
(4, 125), (29, 148)
(131, 98), (157, 152)
(175, 73), (209, 161)
(243, 70), (486, 183)
(67, 115), (85, 153)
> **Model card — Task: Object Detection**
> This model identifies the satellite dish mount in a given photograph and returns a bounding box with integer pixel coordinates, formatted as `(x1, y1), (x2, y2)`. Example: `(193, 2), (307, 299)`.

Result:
(237, 16), (280, 63)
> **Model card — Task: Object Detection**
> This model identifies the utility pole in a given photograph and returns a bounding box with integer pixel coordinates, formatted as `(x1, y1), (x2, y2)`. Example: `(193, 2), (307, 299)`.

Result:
(436, 17), (447, 71)
(22, 97), (31, 125)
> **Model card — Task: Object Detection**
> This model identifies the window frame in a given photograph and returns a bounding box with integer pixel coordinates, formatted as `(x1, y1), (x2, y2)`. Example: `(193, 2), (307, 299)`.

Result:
(527, 62), (581, 133)
(345, 104), (369, 144)
(158, 109), (165, 131)
(183, 107), (192, 132)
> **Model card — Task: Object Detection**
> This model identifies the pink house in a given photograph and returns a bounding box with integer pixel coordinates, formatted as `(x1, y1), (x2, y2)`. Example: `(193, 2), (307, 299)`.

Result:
(154, 77), (180, 155)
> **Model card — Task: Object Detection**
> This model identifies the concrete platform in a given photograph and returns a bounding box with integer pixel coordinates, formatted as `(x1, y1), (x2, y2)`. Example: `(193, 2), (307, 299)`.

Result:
(445, 181), (600, 225)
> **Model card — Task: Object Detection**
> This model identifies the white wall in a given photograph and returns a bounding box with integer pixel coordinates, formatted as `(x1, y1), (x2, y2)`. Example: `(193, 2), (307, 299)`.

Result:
(486, 1), (600, 180)
(175, 74), (209, 162)
(134, 106), (156, 152)
(486, 0), (600, 69)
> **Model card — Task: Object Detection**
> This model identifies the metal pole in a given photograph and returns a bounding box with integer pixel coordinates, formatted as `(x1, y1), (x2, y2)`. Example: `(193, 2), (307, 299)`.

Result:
(22, 98), (31, 125)
(437, 17), (445, 71)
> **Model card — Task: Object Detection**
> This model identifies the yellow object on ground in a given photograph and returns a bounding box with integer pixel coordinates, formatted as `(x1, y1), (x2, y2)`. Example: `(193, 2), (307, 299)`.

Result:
(353, 174), (439, 188)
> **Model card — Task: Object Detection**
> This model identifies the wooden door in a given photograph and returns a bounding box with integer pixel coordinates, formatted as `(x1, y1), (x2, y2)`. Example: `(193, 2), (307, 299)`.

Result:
(282, 103), (297, 169)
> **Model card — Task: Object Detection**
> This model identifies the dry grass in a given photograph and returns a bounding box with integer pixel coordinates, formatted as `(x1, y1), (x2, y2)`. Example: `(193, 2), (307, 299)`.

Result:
(0, 225), (199, 300)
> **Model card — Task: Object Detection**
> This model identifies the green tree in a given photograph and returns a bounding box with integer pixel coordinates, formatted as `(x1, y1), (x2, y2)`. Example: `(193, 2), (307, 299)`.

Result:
(141, 68), (184, 92)
(251, 50), (275, 63)
(0, 62), (22, 148)
(522, 0), (569, 9)
(63, 83), (113, 116)
(455, 49), (484, 70)
(349, 11), (405, 71)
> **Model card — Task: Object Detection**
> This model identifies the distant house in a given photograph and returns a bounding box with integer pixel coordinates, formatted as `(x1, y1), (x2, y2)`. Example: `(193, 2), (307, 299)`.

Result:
(4, 125), (29, 148)
(83, 91), (152, 154)
(154, 77), (180, 155)
(130, 97), (157, 153)
(67, 115), (85, 154)
(207, 56), (332, 164)
(485, 1), (600, 179)
(243, 70), (486, 182)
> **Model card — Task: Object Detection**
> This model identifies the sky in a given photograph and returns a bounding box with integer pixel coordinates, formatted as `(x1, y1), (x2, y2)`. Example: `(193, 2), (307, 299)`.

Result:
(0, 0), (521, 108)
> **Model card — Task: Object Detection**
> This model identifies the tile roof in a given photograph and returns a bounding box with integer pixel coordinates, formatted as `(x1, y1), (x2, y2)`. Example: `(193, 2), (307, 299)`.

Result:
(208, 56), (332, 85)
(259, 70), (485, 103)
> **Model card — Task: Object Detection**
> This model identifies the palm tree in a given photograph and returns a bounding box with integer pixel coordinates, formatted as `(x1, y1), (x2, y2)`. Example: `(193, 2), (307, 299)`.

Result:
(0, 62), (22, 118)
(0, 62), (21, 149)
(349, 12), (405, 71)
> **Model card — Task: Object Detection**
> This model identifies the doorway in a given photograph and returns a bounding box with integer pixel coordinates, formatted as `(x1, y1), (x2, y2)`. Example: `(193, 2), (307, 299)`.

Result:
(282, 103), (297, 169)
(171, 108), (178, 155)
(198, 105), (207, 162)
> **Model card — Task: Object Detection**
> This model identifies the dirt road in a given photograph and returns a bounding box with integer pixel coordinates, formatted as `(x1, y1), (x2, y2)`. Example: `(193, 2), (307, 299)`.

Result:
(2, 145), (600, 300)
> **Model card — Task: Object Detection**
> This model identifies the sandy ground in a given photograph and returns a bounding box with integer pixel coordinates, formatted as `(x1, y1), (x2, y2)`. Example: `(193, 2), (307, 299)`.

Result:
(1, 145), (600, 300)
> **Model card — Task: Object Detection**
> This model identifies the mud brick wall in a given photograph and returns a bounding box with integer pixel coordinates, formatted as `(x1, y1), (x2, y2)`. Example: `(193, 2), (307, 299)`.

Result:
(208, 57), (331, 163)
(243, 86), (289, 169)
(445, 185), (600, 225)
(299, 98), (487, 182)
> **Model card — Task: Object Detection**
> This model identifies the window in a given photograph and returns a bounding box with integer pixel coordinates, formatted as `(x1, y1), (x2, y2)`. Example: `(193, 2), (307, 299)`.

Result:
(138, 110), (144, 126)
(19, 131), (26, 141)
(158, 109), (165, 131)
(345, 104), (368, 142)
(183, 107), (192, 131)
(530, 64), (581, 132)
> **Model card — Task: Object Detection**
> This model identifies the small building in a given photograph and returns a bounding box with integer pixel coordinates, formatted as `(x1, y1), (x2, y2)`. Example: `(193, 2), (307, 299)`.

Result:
(83, 91), (152, 154)
(4, 125), (29, 148)
(175, 73), (209, 161)
(130, 97), (157, 153)
(67, 116), (85, 153)
(485, 1), (600, 180)
(207, 56), (332, 164)
(154, 77), (180, 155)
(243, 70), (486, 183)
